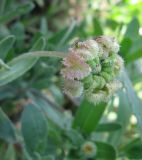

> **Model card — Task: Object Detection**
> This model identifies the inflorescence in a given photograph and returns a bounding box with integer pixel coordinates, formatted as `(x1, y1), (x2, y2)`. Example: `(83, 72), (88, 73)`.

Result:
(61, 36), (123, 104)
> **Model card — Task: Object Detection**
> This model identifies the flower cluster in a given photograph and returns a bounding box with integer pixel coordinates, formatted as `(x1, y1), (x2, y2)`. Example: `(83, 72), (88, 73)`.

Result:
(61, 36), (123, 104)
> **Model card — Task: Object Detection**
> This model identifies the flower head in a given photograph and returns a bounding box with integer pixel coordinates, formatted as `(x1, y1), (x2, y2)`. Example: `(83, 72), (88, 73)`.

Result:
(96, 36), (120, 54)
(106, 80), (122, 95)
(72, 39), (99, 60)
(61, 36), (123, 104)
(63, 79), (83, 97)
(85, 90), (108, 105)
(81, 141), (97, 158)
(61, 51), (91, 80)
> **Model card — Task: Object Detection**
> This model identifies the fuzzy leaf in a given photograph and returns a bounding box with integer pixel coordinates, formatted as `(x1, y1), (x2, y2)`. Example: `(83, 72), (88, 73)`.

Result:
(0, 37), (46, 86)
(0, 108), (16, 142)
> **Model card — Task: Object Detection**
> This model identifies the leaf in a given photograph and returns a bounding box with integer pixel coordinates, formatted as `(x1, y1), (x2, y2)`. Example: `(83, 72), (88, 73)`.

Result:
(0, 35), (15, 60)
(48, 21), (77, 48)
(3, 144), (16, 160)
(123, 36), (142, 62)
(107, 91), (132, 146)
(58, 20), (76, 47)
(0, 2), (34, 24)
(21, 103), (48, 155)
(124, 18), (139, 41)
(0, 37), (46, 86)
(122, 70), (142, 139)
(0, 108), (16, 142)
(73, 100), (107, 135)
(93, 18), (103, 36)
(28, 92), (66, 129)
(120, 38), (132, 58)
(95, 141), (116, 159)
(96, 123), (121, 132)
(40, 17), (48, 36)
(0, 0), (13, 14)
(123, 138), (142, 159)
(65, 129), (84, 146)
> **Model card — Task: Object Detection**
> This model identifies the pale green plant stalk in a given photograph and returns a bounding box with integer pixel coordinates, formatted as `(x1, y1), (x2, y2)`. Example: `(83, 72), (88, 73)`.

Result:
(14, 51), (67, 60)
(0, 51), (67, 70)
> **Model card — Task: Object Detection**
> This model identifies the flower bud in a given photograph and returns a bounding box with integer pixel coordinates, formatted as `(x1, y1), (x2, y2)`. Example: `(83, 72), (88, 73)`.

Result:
(106, 80), (122, 95)
(61, 36), (123, 104)
(81, 141), (97, 158)
(114, 54), (124, 74)
(96, 36), (120, 53)
(61, 51), (91, 80)
(63, 79), (83, 97)
(73, 39), (99, 60)
(85, 91), (108, 105)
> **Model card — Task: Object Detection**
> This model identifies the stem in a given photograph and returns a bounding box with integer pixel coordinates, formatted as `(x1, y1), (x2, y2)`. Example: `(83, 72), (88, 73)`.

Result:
(13, 51), (67, 61)
(0, 59), (10, 70)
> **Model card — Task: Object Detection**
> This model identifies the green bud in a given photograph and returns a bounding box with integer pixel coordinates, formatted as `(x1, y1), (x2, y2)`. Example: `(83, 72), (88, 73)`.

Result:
(93, 75), (106, 89)
(82, 74), (93, 89)
(102, 66), (113, 73)
(100, 71), (113, 82)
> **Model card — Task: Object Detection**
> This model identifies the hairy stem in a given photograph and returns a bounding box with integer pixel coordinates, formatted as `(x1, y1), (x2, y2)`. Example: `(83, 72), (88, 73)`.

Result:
(14, 51), (67, 61)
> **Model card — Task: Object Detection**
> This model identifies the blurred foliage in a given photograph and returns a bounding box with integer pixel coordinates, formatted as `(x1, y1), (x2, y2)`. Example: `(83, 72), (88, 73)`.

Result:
(0, 0), (142, 159)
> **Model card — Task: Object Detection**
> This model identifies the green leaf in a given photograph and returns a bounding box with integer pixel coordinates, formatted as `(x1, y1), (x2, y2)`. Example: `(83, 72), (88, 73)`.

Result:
(0, 108), (16, 142)
(123, 138), (142, 159)
(96, 123), (121, 132)
(58, 20), (76, 47)
(48, 21), (77, 48)
(65, 129), (84, 146)
(122, 70), (142, 139)
(120, 38), (132, 58)
(0, 2), (34, 24)
(73, 100), (107, 135)
(21, 103), (48, 155)
(0, 0), (13, 14)
(93, 18), (103, 36)
(3, 144), (16, 160)
(95, 141), (116, 160)
(124, 36), (142, 62)
(107, 91), (132, 146)
(28, 92), (66, 129)
(124, 18), (139, 41)
(0, 35), (15, 60)
(0, 37), (46, 86)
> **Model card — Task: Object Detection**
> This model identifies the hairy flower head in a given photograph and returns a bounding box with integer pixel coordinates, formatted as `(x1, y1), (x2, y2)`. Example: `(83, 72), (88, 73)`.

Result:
(72, 39), (99, 60)
(106, 80), (122, 95)
(85, 91), (108, 105)
(114, 55), (124, 74)
(63, 79), (83, 97)
(96, 36), (120, 54)
(61, 36), (123, 104)
(61, 51), (91, 80)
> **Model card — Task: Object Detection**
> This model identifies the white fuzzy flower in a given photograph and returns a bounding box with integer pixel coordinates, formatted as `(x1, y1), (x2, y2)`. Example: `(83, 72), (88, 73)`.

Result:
(114, 55), (124, 73)
(106, 80), (122, 95)
(72, 39), (99, 60)
(96, 36), (120, 54)
(85, 91), (108, 105)
(63, 79), (83, 97)
(81, 141), (97, 158)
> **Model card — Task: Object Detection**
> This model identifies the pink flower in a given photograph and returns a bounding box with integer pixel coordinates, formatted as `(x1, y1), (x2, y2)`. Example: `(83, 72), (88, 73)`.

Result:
(61, 51), (91, 80)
